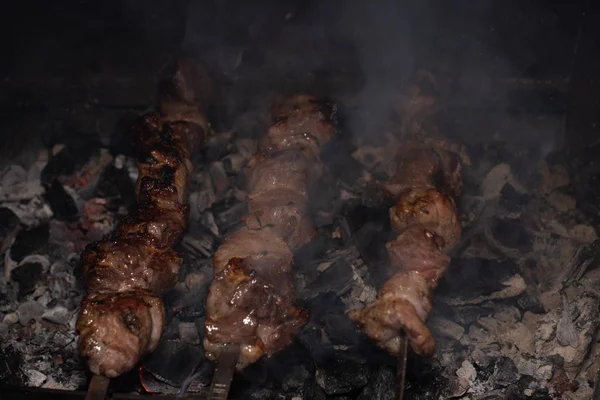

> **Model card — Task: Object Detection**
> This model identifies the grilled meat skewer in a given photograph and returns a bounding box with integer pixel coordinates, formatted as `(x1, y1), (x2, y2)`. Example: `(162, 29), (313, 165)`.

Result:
(350, 72), (467, 357)
(204, 94), (337, 370)
(76, 58), (212, 378)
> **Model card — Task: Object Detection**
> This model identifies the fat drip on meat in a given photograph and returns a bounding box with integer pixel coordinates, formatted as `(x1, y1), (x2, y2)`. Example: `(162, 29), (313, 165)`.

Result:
(204, 94), (337, 370)
(350, 72), (469, 358)
(76, 58), (212, 378)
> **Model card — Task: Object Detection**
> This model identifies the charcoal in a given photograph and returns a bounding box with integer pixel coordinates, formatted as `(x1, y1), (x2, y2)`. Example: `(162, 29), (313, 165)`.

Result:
(43, 179), (79, 222)
(475, 391), (505, 400)
(42, 305), (72, 326)
(490, 218), (533, 252)
(357, 366), (395, 400)
(180, 224), (221, 260)
(282, 364), (311, 392)
(315, 356), (369, 395)
(0, 207), (20, 241)
(213, 199), (246, 234)
(94, 164), (136, 209)
(222, 153), (245, 174)
(0, 346), (24, 384)
(178, 322), (201, 345)
(297, 322), (332, 363)
(517, 292), (546, 314)
(491, 357), (520, 387)
(438, 258), (521, 301)
(322, 313), (361, 347)
(138, 367), (181, 395)
(17, 300), (44, 325)
(142, 339), (205, 387)
(500, 183), (529, 212)
(40, 136), (100, 184)
(303, 378), (327, 400)
(209, 161), (229, 195)
(9, 223), (50, 263)
(299, 258), (354, 300)
(24, 369), (47, 387)
(11, 262), (44, 299)
(246, 388), (278, 400)
(294, 228), (343, 271)
(3, 313), (18, 324)
(448, 304), (492, 326)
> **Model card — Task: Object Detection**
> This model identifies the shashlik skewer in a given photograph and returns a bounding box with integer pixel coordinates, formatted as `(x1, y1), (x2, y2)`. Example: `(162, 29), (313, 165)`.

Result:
(76, 57), (212, 378)
(350, 71), (467, 358)
(204, 94), (337, 370)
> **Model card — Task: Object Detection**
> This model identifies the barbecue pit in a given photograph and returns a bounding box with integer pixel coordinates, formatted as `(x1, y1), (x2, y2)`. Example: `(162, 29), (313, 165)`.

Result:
(2, 1), (600, 399)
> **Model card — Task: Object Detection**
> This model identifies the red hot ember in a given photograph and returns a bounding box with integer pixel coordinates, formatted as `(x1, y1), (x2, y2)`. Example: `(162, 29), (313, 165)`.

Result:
(76, 58), (211, 378)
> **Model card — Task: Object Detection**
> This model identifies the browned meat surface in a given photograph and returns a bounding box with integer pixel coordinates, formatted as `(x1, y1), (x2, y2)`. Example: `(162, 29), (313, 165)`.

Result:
(77, 292), (164, 378)
(245, 150), (313, 199)
(82, 237), (182, 295)
(246, 188), (315, 249)
(350, 272), (434, 356)
(205, 258), (308, 369)
(380, 146), (441, 197)
(259, 95), (337, 155)
(204, 94), (337, 369)
(386, 227), (450, 286)
(213, 227), (293, 272)
(389, 188), (461, 251)
(351, 71), (465, 357)
(76, 58), (211, 378)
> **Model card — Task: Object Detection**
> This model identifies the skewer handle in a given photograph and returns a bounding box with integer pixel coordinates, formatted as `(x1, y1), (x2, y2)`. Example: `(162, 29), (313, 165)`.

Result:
(396, 331), (408, 400)
(85, 374), (110, 400)
(208, 344), (240, 400)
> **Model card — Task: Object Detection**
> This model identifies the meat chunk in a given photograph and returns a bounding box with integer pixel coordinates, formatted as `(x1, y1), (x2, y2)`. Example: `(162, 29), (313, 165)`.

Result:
(204, 94), (337, 369)
(260, 95), (337, 154)
(350, 272), (434, 356)
(381, 147), (441, 197)
(77, 57), (211, 378)
(213, 226), (293, 272)
(352, 70), (466, 359)
(246, 188), (315, 249)
(204, 258), (307, 369)
(389, 188), (460, 251)
(245, 150), (314, 199)
(82, 237), (181, 295)
(77, 292), (164, 377)
(116, 205), (188, 249)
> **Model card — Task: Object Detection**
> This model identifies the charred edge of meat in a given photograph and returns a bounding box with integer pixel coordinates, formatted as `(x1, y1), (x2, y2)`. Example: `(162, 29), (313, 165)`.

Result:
(77, 291), (164, 377)
(81, 236), (182, 295)
(205, 258), (308, 352)
(271, 96), (339, 131)
(131, 114), (206, 156)
(116, 204), (187, 248)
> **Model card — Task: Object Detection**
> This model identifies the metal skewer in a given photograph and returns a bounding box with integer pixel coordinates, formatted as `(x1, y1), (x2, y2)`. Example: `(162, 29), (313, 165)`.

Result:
(85, 374), (110, 400)
(207, 344), (240, 400)
(396, 331), (408, 400)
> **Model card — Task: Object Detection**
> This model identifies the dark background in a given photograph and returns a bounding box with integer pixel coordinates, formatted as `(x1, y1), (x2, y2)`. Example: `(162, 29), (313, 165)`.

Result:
(0, 0), (597, 166)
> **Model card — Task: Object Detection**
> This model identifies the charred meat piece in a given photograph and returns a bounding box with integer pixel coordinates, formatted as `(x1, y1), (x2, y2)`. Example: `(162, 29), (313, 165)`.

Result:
(259, 95), (337, 155)
(205, 258), (308, 369)
(204, 94), (337, 369)
(77, 291), (164, 378)
(351, 71), (465, 357)
(389, 188), (461, 251)
(350, 272), (434, 356)
(76, 58), (211, 378)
